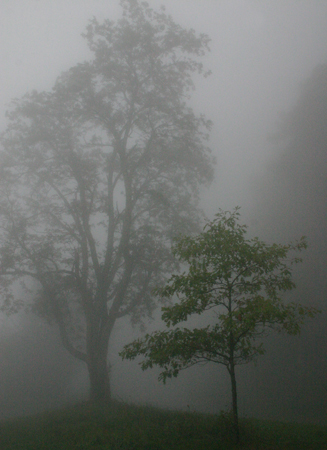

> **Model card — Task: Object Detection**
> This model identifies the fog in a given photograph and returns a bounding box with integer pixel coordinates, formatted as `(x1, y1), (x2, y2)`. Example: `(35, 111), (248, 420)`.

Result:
(0, 0), (326, 423)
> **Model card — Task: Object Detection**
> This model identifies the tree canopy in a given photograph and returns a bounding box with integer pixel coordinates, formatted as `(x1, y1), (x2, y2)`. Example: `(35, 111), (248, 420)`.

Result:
(0, 0), (213, 401)
(120, 208), (319, 441)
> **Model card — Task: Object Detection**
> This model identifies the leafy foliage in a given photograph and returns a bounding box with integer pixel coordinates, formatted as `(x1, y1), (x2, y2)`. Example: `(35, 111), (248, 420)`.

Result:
(121, 208), (317, 381)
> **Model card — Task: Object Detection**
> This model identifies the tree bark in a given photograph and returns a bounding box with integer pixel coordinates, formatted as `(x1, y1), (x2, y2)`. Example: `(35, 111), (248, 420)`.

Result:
(228, 362), (240, 443)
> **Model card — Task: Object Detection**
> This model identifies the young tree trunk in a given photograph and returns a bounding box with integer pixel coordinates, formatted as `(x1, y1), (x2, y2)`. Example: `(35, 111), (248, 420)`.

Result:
(228, 362), (240, 443)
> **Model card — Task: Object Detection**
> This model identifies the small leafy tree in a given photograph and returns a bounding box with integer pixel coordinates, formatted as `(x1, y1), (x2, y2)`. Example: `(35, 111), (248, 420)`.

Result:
(0, 0), (213, 402)
(120, 208), (319, 442)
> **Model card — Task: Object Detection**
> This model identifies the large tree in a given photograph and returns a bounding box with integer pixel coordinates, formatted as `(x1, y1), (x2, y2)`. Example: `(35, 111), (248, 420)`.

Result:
(0, 0), (213, 401)
(121, 208), (319, 442)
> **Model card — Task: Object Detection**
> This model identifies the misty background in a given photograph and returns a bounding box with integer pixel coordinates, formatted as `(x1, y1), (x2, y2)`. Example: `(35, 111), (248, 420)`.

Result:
(0, 0), (326, 423)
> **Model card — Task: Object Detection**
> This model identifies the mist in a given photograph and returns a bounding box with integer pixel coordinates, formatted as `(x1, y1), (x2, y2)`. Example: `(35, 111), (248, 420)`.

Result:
(0, 0), (326, 424)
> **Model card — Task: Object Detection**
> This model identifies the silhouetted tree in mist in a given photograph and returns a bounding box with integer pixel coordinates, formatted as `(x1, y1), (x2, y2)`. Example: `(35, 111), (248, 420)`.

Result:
(0, 0), (213, 402)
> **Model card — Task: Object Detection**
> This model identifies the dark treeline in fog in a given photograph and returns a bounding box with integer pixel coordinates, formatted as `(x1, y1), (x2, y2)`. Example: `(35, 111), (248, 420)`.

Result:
(241, 64), (327, 424)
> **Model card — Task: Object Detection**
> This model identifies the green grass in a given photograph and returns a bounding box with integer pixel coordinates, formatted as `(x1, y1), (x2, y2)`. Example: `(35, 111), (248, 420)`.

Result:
(0, 400), (326, 449)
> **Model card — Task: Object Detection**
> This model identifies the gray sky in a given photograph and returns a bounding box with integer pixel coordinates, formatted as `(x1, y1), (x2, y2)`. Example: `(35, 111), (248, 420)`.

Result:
(1, 1), (327, 215)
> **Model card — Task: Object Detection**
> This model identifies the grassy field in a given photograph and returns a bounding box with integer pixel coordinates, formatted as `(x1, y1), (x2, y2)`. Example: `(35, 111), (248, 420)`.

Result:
(0, 400), (326, 450)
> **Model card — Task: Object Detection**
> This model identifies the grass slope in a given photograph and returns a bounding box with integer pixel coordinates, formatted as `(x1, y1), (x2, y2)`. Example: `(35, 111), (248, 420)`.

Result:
(0, 400), (326, 450)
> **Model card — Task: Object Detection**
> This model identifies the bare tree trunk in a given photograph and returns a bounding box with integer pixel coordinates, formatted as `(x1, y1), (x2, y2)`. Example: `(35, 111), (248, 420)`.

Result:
(228, 362), (240, 443)
(87, 353), (111, 402)
(87, 324), (112, 402)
